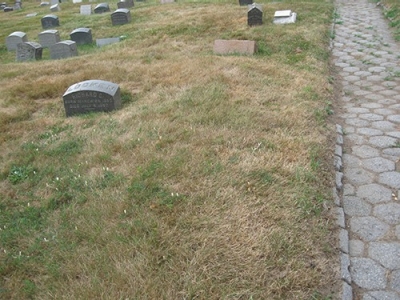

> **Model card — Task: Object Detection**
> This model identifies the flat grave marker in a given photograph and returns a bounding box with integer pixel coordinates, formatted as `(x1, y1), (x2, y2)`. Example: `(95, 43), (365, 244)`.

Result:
(213, 39), (257, 55)
(62, 80), (121, 117)
(111, 8), (131, 25)
(50, 40), (78, 59)
(273, 10), (297, 24)
(96, 37), (120, 47)
(38, 29), (60, 48)
(16, 42), (43, 61)
(6, 31), (28, 51)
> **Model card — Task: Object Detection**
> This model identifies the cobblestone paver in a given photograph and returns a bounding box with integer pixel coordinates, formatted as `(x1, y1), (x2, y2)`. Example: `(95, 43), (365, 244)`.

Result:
(332, 0), (400, 299)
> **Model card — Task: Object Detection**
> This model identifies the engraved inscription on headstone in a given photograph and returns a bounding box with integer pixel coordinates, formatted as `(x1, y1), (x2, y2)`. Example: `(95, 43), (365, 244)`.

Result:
(50, 40), (78, 59)
(247, 3), (262, 26)
(16, 42), (43, 61)
(80, 4), (91, 15)
(70, 28), (93, 45)
(111, 8), (131, 26)
(96, 37), (120, 47)
(38, 29), (60, 48)
(94, 2), (109, 13)
(63, 80), (121, 117)
(6, 31), (28, 51)
(239, 0), (252, 6)
(41, 14), (60, 29)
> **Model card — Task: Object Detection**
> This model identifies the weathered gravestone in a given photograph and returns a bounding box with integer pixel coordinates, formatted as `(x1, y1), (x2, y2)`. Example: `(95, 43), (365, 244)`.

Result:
(16, 42), (42, 61)
(41, 14), (59, 29)
(247, 3), (262, 26)
(111, 8), (131, 26)
(6, 31), (27, 51)
(80, 4), (91, 15)
(213, 39), (257, 55)
(38, 29), (60, 48)
(273, 10), (296, 24)
(50, 3), (60, 11)
(50, 0), (57, 5)
(3, 6), (13, 11)
(117, 0), (133, 9)
(50, 40), (78, 59)
(62, 80), (121, 117)
(239, 0), (252, 6)
(70, 28), (93, 45)
(94, 2), (109, 13)
(96, 37), (120, 47)
(14, 0), (21, 9)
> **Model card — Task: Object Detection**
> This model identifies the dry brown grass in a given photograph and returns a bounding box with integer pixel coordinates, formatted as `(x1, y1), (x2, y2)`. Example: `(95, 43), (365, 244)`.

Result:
(0, 0), (340, 299)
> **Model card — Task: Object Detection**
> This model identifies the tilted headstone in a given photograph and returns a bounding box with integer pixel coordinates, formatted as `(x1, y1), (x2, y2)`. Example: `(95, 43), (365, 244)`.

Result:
(213, 39), (257, 55)
(273, 10), (297, 24)
(80, 4), (91, 15)
(247, 3), (262, 26)
(117, 0), (133, 9)
(96, 37), (120, 47)
(38, 29), (60, 48)
(41, 14), (59, 29)
(16, 42), (43, 61)
(70, 28), (93, 45)
(50, 3), (60, 11)
(94, 2), (109, 13)
(6, 31), (28, 51)
(49, 40), (78, 59)
(39, 2), (50, 6)
(111, 8), (131, 26)
(62, 80), (121, 117)
(239, 0), (252, 6)
(3, 6), (13, 11)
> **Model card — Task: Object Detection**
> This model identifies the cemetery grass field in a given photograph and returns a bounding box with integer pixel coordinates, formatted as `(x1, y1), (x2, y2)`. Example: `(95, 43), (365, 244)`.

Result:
(0, 0), (340, 298)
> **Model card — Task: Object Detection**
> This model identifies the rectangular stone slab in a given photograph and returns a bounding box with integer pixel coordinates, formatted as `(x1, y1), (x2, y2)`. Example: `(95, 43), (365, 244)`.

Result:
(213, 39), (257, 55)
(63, 80), (121, 117)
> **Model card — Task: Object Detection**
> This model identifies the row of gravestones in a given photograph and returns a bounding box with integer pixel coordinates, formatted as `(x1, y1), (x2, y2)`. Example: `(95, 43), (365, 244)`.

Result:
(1, 0), (21, 11)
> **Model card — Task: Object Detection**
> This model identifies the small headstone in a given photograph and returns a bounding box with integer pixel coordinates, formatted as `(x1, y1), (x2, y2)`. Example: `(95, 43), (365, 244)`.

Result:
(38, 29), (60, 48)
(273, 10), (297, 24)
(13, 1), (21, 9)
(239, 0), (252, 6)
(247, 3), (262, 26)
(117, 0), (133, 8)
(3, 6), (13, 11)
(50, 3), (60, 11)
(62, 80), (121, 117)
(111, 8), (131, 26)
(39, 2), (49, 6)
(26, 12), (38, 17)
(80, 4), (91, 15)
(94, 2), (109, 13)
(213, 39), (257, 55)
(160, 0), (174, 3)
(6, 31), (28, 51)
(96, 37), (120, 47)
(49, 40), (78, 59)
(41, 14), (59, 29)
(70, 28), (93, 45)
(16, 42), (43, 61)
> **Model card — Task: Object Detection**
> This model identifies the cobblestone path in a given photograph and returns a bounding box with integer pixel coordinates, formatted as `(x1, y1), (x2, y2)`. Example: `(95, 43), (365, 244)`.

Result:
(332, 0), (400, 299)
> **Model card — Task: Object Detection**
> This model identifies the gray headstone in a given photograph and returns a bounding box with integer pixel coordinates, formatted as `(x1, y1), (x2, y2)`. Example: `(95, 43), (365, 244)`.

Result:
(111, 8), (131, 26)
(39, 1), (49, 6)
(26, 12), (38, 17)
(38, 29), (60, 48)
(49, 40), (78, 59)
(3, 6), (13, 11)
(94, 2), (109, 13)
(247, 3), (262, 26)
(117, 0), (133, 8)
(80, 4), (91, 15)
(50, 0), (57, 5)
(41, 14), (59, 29)
(62, 80), (121, 117)
(50, 3), (60, 11)
(239, 0), (252, 6)
(6, 31), (28, 51)
(16, 42), (43, 61)
(96, 37), (120, 47)
(70, 28), (93, 45)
